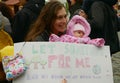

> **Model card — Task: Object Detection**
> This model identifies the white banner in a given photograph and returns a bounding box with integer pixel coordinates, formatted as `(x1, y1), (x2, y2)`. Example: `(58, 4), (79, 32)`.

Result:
(13, 42), (113, 83)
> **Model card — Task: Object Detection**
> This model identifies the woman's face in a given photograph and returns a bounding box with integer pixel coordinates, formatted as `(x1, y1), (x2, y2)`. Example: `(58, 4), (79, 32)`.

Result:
(52, 7), (67, 35)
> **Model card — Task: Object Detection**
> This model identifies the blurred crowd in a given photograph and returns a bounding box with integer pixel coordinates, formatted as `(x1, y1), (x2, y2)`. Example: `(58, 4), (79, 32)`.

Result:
(0, 0), (120, 83)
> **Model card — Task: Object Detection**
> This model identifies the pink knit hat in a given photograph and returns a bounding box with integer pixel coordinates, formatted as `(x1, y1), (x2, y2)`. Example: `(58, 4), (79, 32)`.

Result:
(73, 24), (85, 33)
(66, 15), (91, 37)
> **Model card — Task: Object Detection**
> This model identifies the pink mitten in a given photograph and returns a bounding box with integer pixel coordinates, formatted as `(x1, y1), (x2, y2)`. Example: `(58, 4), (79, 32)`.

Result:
(49, 34), (60, 42)
(88, 38), (105, 47)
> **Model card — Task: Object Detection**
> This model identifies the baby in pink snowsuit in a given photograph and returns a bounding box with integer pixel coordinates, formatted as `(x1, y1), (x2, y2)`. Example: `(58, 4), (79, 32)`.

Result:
(49, 15), (105, 47)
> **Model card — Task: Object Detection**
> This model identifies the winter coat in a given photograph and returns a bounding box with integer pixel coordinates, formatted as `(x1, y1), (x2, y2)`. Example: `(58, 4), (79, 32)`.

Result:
(34, 30), (51, 41)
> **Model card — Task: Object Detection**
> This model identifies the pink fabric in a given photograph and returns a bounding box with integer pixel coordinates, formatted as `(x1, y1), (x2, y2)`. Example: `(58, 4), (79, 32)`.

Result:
(49, 34), (105, 47)
(49, 15), (105, 47)
(87, 38), (105, 47)
(66, 15), (91, 37)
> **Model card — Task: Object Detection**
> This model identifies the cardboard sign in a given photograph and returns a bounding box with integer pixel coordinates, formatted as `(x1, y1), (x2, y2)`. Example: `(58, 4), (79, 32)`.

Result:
(13, 42), (113, 83)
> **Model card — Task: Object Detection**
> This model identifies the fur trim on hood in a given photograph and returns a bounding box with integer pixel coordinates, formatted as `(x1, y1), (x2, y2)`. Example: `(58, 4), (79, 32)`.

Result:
(66, 15), (91, 37)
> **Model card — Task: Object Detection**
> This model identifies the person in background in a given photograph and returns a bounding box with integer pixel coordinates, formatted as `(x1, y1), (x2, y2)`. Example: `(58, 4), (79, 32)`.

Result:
(0, 2), (14, 25)
(0, 11), (13, 83)
(113, 3), (120, 48)
(72, 8), (87, 19)
(69, 0), (83, 18)
(3, 0), (20, 14)
(0, 2), (14, 35)
(0, 11), (12, 36)
(81, 0), (94, 15)
(25, 1), (67, 41)
(12, 0), (45, 43)
(81, 0), (120, 55)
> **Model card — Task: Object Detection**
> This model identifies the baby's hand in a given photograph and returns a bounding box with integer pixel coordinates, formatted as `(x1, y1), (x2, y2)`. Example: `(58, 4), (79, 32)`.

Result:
(88, 38), (105, 47)
(92, 38), (105, 47)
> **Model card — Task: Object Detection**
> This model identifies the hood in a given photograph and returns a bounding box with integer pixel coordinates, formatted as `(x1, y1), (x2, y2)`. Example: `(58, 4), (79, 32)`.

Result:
(66, 15), (91, 37)
(23, 0), (45, 14)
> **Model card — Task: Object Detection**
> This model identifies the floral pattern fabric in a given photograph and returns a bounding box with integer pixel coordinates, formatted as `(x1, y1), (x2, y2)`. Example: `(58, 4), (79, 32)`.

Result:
(2, 53), (27, 80)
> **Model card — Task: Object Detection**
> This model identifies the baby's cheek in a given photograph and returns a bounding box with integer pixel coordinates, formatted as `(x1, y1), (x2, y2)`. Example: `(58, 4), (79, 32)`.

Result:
(73, 32), (78, 37)
(79, 33), (84, 38)
(74, 33), (81, 37)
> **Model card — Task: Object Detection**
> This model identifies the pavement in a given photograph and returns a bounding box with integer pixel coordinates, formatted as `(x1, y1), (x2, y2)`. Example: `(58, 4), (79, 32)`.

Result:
(112, 51), (120, 83)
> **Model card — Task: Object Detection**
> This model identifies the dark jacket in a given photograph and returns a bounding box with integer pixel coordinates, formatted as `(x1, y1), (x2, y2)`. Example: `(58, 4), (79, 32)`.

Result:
(81, 0), (94, 14)
(34, 30), (51, 41)
(12, 0), (45, 43)
(69, 2), (82, 18)
(33, 30), (65, 41)
(82, 0), (120, 54)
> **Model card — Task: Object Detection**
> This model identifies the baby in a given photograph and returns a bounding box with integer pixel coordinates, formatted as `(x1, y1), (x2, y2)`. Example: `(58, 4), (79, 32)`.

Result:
(72, 24), (85, 38)
(49, 15), (105, 47)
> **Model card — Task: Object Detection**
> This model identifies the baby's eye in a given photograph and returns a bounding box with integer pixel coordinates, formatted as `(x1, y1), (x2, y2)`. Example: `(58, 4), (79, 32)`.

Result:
(78, 32), (81, 34)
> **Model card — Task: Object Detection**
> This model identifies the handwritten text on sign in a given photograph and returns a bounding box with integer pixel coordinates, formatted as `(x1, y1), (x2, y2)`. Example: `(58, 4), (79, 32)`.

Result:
(13, 42), (113, 83)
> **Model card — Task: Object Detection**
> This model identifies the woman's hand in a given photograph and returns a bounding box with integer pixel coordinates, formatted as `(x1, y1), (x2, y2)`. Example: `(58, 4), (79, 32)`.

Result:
(62, 79), (67, 83)
(79, 10), (88, 19)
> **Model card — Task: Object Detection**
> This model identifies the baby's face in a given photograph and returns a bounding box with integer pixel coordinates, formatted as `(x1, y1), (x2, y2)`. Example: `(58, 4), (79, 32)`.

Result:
(73, 30), (84, 38)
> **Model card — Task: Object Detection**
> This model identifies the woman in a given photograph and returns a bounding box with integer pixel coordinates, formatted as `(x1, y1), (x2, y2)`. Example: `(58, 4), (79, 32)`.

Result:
(25, 1), (68, 41)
